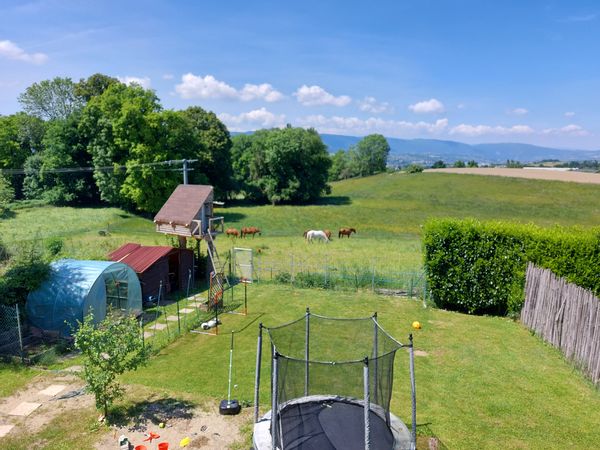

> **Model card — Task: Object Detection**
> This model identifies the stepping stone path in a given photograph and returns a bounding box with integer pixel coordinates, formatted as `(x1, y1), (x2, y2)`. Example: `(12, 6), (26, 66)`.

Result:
(143, 331), (154, 339)
(39, 385), (66, 397)
(179, 308), (195, 314)
(152, 323), (167, 330)
(0, 425), (14, 438)
(9, 402), (41, 417)
(166, 315), (179, 322)
(63, 365), (82, 373)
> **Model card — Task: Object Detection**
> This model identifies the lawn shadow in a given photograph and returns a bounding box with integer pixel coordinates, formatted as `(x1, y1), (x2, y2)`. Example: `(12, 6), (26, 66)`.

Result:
(313, 195), (352, 206)
(0, 209), (16, 220)
(109, 397), (196, 431)
(221, 212), (246, 223)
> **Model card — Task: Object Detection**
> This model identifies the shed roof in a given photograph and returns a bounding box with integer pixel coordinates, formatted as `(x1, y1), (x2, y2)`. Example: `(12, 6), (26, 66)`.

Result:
(154, 184), (213, 227)
(108, 243), (175, 273)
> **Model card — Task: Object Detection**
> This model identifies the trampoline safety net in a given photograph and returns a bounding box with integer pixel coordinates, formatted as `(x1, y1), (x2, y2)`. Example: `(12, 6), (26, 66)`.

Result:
(256, 309), (413, 450)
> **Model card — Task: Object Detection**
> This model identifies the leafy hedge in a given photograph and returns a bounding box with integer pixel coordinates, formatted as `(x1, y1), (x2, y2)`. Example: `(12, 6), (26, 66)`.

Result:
(423, 218), (600, 315)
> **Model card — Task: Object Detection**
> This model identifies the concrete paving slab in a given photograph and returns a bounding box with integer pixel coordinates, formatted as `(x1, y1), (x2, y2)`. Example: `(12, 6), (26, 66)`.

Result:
(0, 424), (14, 438)
(63, 365), (83, 373)
(166, 315), (179, 322)
(9, 402), (41, 417)
(152, 323), (167, 330)
(180, 308), (195, 314)
(143, 331), (154, 339)
(39, 385), (67, 396)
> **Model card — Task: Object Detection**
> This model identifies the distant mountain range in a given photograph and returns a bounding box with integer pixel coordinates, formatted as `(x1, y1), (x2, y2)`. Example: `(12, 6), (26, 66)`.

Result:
(231, 131), (600, 164)
(319, 134), (600, 165)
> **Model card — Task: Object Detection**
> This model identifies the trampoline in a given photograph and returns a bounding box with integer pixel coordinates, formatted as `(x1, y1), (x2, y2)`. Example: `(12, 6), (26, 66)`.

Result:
(253, 309), (416, 450)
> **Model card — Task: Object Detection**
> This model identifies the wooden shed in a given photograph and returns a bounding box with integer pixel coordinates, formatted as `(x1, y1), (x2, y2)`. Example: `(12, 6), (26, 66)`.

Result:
(108, 243), (194, 301)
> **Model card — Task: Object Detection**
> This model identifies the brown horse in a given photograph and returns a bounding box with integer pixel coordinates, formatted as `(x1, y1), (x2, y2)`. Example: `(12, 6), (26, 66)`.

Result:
(324, 229), (332, 240)
(241, 226), (262, 238)
(225, 228), (239, 238)
(338, 227), (356, 238)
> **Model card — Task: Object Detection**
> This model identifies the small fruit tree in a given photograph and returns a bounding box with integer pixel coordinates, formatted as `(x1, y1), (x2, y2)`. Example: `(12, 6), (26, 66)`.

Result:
(74, 312), (148, 418)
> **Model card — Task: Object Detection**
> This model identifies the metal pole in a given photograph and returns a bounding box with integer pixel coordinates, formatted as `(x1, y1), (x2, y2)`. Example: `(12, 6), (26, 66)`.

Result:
(305, 307), (310, 397)
(15, 304), (24, 363)
(409, 333), (417, 449)
(154, 280), (163, 333)
(363, 357), (371, 450)
(244, 281), (248, 315)
(176, 295), (181, 334)
(227, 331), (234, 404)
(373, 313), (378, 403)
(254, 323), (263, 423)
(271, 352), (279, 450)
(183, 159), (188, 184)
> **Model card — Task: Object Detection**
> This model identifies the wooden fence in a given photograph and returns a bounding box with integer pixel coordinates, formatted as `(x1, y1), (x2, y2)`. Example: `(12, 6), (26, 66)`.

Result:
(521, 263), (600, 385)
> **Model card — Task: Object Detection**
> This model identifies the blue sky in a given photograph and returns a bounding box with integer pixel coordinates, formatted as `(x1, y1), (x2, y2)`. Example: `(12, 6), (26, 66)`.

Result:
(1, 0), (599, 149)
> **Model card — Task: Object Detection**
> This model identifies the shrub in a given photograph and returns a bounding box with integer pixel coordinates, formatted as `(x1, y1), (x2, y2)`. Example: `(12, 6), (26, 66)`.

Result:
(423, 218), (600, 315)
(405, 164), (424, 174)
(274, 271), (292, 284)
(45, 237), (64, 257)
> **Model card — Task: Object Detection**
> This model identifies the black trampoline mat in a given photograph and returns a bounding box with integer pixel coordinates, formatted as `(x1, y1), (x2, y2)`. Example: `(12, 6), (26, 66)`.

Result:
(278, 399), (394, 450)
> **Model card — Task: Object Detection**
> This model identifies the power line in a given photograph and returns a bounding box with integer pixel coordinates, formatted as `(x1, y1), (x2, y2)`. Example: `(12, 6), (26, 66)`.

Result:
(0, 159), (198, 175)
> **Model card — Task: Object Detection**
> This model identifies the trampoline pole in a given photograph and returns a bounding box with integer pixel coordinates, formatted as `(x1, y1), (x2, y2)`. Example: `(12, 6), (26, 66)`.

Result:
(409, 333), (417, 450)
(271, 352), (279, 450)
(227, 331), (234, 404)
(305, 307), (310, 397)
(254, 323), (263, 423)
(373, 312), (378, 405)
(363, 357), (371, 450)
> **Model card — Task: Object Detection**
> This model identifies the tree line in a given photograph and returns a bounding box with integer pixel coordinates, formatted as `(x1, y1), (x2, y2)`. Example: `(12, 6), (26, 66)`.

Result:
(0, 74), (390, 212)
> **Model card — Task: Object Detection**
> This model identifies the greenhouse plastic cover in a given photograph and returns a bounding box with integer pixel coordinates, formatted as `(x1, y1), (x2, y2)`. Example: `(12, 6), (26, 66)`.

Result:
(26, 259), (142, 336)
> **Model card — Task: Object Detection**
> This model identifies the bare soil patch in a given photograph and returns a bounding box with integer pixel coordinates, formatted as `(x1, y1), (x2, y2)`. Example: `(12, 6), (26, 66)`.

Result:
(426, 168), (600, 184)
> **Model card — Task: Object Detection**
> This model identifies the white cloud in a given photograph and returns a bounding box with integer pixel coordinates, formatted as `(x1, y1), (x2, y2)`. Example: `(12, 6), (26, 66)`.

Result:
(297, 115), (448, 137)
(457, 103), (466, 110)
(239, 83), (284, 102)
(408, 98), (445, 114)
(162, 73), (174, 80)
(510, 107), (528, 116)
(175, 73), (283, 102)
(294, 85), (351, 107)
(218, 107), (286, 130)
(542, 124), (589, 136)
(357, 96), (394, 114)
(175, 74), (236, 99)
(450, 123), (534, 137)
(564, 111), (575, 117)
(118, 76), (151, 89)
(0, 39), (47, 64)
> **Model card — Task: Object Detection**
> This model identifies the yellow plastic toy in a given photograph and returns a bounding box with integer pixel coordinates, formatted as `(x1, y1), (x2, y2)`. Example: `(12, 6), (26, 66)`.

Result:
(180, 437), (191, 447)
(412, 321), (422, 330)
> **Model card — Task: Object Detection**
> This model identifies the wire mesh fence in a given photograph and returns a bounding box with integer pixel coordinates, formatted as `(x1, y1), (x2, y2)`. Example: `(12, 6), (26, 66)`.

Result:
(250, 253), (430, 302)
(0, 304), (24, 360)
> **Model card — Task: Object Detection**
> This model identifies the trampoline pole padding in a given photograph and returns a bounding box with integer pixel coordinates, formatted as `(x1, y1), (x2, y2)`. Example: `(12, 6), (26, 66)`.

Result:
(254, 323), (263, 423)
(363, 357), (370, 450)
(409, 333), (417, 450)
(305, 307), (310, 397)
(272, 352), (279, 450)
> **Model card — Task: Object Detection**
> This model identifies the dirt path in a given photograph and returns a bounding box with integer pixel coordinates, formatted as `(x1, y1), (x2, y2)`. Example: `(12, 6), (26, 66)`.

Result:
(0, 370), (92, 439)
(426, 168), (600, 184)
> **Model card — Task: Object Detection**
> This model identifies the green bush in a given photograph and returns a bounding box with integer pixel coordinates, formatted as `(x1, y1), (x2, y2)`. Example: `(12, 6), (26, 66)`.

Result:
(45, 237), (64, 257)
(405, 164), (424, 173)
(423, 218), (600, 315)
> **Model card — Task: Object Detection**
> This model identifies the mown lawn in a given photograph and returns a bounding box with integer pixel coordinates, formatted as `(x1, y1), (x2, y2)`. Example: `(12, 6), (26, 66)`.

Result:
(124, 284), (600, 449)
(0, 363), (37, 397)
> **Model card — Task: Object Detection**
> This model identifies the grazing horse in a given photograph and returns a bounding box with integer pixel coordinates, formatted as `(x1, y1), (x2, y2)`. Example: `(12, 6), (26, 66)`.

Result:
(305, 230), (330, 243)
(225, 228), (239, 238)
(338, 227), (357, 238)
(323, 229), (332, 240)
(241, 226), (261, 238)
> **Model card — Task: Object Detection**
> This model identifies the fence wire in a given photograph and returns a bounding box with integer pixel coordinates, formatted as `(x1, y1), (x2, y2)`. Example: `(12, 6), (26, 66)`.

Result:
(0, 304), (24, 359)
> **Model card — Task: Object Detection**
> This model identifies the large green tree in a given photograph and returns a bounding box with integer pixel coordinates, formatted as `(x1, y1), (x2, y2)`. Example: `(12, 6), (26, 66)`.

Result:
(349, 134), (390, 176)
(79, 83), (162, 207)
(74, 73), (120, 102)
(22, 113), (97, 204)
(18, 77), (84, 120)
(232, 126), (331, 204)
(180, 106), (233, 196)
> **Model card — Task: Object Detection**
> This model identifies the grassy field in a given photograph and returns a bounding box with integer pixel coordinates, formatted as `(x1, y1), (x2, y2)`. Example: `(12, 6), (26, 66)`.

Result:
(1, 172), (599, 448)
(123, 284), (600, 449)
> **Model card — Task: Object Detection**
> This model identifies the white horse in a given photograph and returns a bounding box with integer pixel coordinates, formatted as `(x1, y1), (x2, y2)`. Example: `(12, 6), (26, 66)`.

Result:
(305, 230), (330, 243)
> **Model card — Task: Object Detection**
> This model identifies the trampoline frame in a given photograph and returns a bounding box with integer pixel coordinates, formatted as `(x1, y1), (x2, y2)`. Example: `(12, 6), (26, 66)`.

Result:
(253, 308), (417, 450)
